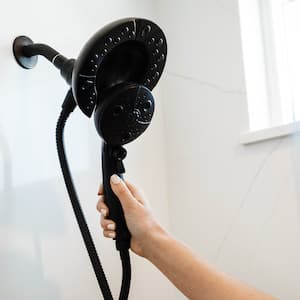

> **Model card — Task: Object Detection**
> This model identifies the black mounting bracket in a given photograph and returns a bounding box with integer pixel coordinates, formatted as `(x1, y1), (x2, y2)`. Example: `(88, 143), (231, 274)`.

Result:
(13, 36), (38, 69)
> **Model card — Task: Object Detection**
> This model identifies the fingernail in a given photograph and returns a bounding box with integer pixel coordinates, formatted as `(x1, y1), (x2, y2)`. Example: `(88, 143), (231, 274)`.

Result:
(107, 223), (115, 230)
(100, 209), (107, 216)
(111, 174), (121, 185)
(108, 232), (116, 238)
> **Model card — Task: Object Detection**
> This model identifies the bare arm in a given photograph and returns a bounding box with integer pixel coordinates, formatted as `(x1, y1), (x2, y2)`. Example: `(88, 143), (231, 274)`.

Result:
(141, 231), (274, 300)
(96, 175), (276, 300)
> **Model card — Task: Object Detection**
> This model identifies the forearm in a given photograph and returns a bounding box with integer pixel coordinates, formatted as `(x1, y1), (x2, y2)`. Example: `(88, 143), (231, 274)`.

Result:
(142, 230), (276, 300)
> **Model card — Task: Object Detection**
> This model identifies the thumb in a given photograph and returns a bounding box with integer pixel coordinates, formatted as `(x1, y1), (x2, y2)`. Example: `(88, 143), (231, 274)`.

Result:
(110, 174), (137, 210)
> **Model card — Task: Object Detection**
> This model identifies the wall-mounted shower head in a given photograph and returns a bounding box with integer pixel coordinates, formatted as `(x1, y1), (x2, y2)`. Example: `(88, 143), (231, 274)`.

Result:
(74, 18), (167, 145)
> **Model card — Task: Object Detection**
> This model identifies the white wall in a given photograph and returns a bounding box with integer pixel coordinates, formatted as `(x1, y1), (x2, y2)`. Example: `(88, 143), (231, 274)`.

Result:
(0, 1), (173, 299)
(2, 1), (300, 299)
(158, 0), (300, 299)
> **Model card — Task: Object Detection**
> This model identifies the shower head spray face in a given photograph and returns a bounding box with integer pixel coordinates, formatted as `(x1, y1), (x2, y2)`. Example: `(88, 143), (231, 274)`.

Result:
(94, 82), (155, 145)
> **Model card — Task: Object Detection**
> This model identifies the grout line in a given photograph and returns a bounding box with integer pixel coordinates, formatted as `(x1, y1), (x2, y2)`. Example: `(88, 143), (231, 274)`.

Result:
(214, 137), (285, 262)
(166, 72), (246, 96)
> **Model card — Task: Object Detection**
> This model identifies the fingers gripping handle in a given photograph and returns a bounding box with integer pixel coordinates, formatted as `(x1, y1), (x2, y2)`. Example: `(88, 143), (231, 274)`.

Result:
(102, 143), (131, 251)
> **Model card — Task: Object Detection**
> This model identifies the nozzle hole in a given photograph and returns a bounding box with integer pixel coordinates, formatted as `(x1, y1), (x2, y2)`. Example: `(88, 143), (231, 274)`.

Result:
(113, 105), (124, 116)
(143, 100), (152, 110)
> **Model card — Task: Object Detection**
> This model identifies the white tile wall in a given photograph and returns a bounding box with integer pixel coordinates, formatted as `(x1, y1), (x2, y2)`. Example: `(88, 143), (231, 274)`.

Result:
(157, 0), (300, 299)
(2, 0), (300, 299)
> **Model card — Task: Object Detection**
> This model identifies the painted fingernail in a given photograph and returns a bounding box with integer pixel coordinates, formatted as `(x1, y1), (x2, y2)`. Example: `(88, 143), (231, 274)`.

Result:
(108, 232), (116, 238)
(111, 174), (121, 185)
(100, 209), (107, 216)
(107, 223), (115, 230)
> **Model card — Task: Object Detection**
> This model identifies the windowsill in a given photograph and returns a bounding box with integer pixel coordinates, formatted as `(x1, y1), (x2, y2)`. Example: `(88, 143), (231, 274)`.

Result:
(240, 121), (300, 145)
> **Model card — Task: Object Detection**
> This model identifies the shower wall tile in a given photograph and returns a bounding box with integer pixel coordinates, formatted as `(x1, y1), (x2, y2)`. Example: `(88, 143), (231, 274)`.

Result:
(157, 0), (246, 94)
(157, 0), (300, 299)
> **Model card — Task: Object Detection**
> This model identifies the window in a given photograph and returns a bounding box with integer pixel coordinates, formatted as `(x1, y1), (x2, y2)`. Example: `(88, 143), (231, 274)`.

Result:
(239, 0), (300, 143)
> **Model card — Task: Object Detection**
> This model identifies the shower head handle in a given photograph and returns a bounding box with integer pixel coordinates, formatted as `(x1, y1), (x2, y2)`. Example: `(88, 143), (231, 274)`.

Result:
(102, 143), (131, 250)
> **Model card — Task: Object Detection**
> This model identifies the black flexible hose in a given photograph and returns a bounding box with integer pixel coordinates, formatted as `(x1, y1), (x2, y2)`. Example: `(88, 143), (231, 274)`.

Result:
(119, 250), (131, 300)
(55, 90), (113, 300)
(55, 90), (131, 300)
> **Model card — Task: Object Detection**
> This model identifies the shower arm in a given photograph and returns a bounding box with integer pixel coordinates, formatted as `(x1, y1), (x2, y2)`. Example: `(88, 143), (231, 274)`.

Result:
(13, 36), (75, 85)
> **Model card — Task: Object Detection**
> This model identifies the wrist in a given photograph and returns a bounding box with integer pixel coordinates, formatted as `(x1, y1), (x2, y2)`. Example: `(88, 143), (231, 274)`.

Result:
(140, 224), (172, 260)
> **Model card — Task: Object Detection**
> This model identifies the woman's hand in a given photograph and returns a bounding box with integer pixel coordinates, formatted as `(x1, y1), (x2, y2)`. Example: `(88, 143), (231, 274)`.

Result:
(96, 174), (165, 257)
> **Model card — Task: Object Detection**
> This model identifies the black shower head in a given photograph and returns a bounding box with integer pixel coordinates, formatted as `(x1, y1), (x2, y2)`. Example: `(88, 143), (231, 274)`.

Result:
(13, 18), (167, 146)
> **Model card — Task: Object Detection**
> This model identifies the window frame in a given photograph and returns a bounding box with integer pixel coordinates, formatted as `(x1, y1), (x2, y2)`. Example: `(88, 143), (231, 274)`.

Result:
(239, 0), (299, 144)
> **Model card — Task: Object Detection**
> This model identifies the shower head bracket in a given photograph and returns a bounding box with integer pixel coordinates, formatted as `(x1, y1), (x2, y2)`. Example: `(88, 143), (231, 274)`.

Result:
(13, 36), (38, 69)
